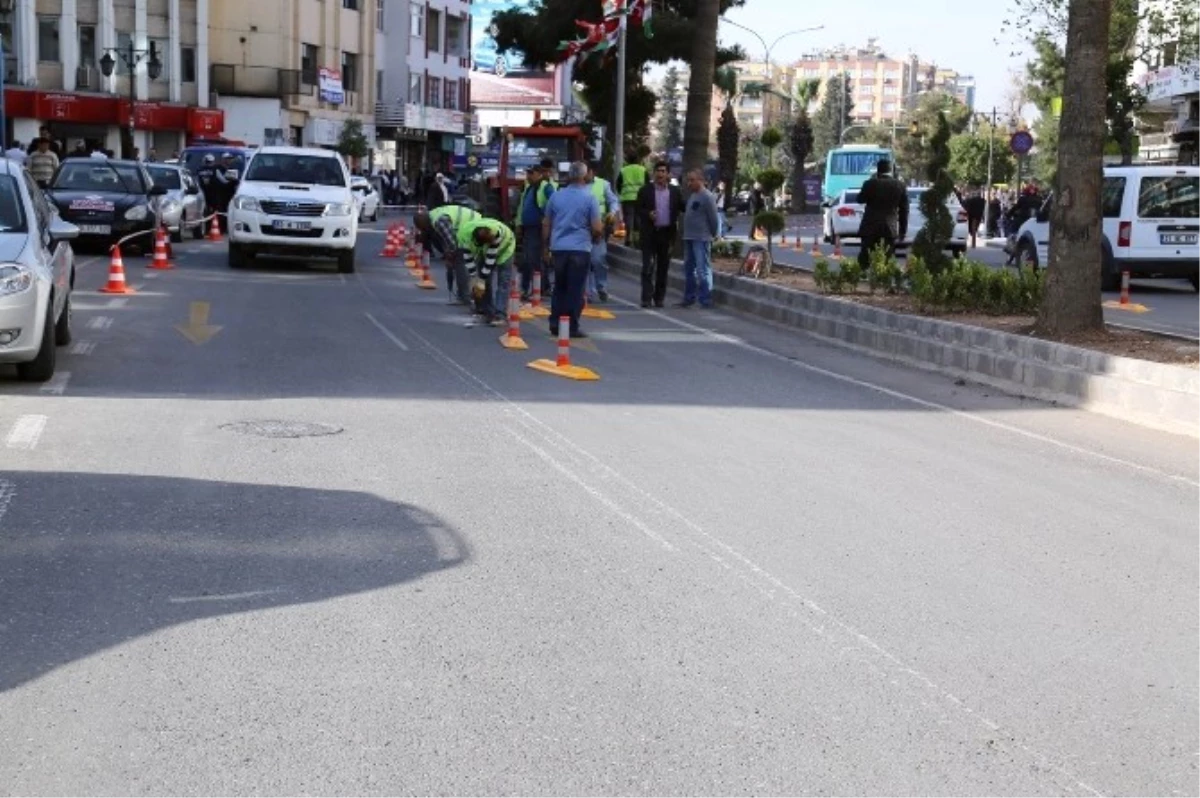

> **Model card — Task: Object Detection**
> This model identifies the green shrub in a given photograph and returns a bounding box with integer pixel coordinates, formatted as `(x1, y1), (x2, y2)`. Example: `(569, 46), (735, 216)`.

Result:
(729, 240), (744, 258)
(838, 258), (862, 292)
(812, 257), (831, 290)
(712, 240), (730, 258)
(867, 243), (902, 294)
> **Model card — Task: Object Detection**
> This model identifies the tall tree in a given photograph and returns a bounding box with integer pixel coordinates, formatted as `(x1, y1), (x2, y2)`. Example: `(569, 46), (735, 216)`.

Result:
(948, 129), (1017, 185)
(681, 0), (721, 173)
(1036, 0), (1112, 337)
(655, 66), (685, 152)
(892, 92), (972, 182)
(715, 67), (740, 187)
(811, 73), (853, 167)
(911, 112), (956, 274)
(786, 78), (820, 211)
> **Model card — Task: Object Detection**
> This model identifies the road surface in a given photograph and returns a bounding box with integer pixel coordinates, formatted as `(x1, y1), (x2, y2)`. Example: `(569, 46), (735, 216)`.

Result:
(1, 227), (1196, 796)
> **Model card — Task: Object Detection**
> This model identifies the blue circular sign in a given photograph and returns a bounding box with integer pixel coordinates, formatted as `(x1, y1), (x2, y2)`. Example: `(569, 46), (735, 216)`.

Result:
(1010, 130), (1034, 156)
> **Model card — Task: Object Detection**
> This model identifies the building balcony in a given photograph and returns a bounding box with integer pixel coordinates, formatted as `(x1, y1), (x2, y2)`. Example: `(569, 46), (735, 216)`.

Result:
(375, 101), (406, 126)
(210, 64), (302, 99)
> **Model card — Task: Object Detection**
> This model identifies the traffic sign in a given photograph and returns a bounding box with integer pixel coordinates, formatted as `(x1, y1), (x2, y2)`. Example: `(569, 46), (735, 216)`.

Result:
(1010, 130), (1034, 156)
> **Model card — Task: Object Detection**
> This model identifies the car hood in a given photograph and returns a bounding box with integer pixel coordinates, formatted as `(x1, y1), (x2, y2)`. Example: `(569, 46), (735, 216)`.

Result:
(48, 190), (147, 213)
(0, 233), (29, 264)
(237, 181), (351, 202)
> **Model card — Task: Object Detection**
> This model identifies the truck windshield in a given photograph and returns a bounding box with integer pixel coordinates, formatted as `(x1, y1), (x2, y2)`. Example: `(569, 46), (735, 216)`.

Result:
(506, 137), (572, 179)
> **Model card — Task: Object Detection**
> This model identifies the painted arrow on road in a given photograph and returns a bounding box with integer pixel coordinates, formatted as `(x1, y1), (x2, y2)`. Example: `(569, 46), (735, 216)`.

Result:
(175, 301), (223, 345)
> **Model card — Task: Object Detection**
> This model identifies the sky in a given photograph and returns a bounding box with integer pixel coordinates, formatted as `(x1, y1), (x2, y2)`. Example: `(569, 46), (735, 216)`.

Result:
(648, 0), (1036, 115)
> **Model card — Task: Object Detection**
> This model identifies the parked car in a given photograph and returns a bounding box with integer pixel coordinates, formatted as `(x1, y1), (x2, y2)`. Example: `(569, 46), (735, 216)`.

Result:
(45, 158), (167, 254)
(145, 162), (208, 241)
(1014, 164), (1199, 291)
(823, 188), (864, 243)
(900, 188), (969, 254)
(822, 187), (968, 254)
(472, 35), (526, 77)
(226, 146), (359, 273)
(0, 158), (80, 381)
(350, 175), (380, 222)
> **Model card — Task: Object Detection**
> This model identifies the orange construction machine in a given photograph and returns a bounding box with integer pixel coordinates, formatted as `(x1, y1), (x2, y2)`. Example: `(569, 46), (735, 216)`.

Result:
(482, 125), (589, 220)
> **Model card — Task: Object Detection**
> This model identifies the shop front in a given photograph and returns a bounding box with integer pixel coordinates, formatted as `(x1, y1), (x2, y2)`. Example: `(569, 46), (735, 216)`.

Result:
(3, 88), (224, 158)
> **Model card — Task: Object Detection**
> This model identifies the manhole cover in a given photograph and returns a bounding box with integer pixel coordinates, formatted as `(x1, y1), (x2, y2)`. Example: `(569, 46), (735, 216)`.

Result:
(220, 420), (344, 439)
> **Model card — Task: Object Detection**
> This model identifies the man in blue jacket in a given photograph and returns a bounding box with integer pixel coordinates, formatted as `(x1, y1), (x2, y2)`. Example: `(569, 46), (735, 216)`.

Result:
(515, 158), (556, 300)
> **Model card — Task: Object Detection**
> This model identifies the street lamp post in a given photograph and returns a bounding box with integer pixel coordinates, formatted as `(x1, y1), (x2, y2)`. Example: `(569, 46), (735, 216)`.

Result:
(99, 40), (163, 159)
(890, 89), (927, 147)
(719, 21), (824, 124)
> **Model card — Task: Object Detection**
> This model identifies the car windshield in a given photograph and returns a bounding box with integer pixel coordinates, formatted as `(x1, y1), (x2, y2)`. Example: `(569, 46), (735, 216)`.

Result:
(830, 152), (887, 176)
(0, 174), (28, 233)
(146, 166), (182, 190)
(843, 191), (860, 204)
(53, 161), (145, 193)
(1137, 175), (1199, 218)
(244, 154), (346, 186)
(506, 137), (572, 179)
(182, 150), (246, 175)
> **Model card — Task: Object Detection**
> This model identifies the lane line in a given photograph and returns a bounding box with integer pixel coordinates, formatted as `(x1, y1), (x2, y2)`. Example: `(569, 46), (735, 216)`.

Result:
(5, 415), (47, 450)
(87, 316), (113, 331)
(70, 340), (97, 356)
(364, 311), (409, 351)
(0, 479), (13, 528)
(39, 371), (71, 395)
(106, 298), (129, 309)
(609, 294), (1200, 487)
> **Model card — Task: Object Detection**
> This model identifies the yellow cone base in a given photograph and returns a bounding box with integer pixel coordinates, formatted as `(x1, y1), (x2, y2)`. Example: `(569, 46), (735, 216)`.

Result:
(417, 278), (437, 289)
(527, 359), (600, 381)
(499, 333), (529, 350)
(582, 307), (616, 320)
(1103, 300), (1150, 313)
(517, 308), (537, 321)
(523, 305), (551, 318)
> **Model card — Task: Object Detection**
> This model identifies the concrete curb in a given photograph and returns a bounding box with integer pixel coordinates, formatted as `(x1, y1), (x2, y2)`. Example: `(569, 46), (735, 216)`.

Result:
(608, 245), (1200, 437)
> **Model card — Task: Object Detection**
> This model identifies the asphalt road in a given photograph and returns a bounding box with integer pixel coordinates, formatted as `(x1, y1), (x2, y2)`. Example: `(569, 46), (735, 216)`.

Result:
(1, 226), (1197, 796)
(723, 212), (1200, 340)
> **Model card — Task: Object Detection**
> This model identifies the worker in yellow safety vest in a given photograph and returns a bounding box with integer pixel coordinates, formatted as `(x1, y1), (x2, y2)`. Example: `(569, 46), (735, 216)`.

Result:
(585, 161), (622, 303)
(514, 158), (557, 300)
(615, 152), (647, 246)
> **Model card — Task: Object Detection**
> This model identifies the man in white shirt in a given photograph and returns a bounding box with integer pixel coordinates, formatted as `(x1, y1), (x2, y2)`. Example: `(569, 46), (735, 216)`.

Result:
(4, 142), (27, 165)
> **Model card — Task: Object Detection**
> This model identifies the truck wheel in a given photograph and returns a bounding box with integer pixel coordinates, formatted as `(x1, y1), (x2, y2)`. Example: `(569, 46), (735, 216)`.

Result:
(337, 249), (356, 274)
(228, 243), (245, 269)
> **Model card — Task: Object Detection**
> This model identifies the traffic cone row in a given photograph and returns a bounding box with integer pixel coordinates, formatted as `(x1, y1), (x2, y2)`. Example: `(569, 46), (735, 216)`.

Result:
(525, 270), (550, 318)
(208, 213), (223, 242)
(526, 316), (599, 381)
(499, 280), (528, 350)
(380, 225), (399, 258)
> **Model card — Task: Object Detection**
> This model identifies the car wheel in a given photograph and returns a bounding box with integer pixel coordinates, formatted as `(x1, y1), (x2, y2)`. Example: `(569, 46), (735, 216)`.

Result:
(228, 243), (246, 269)
(494, 56), (508, 77)
(193, 216), (206, 239)
(337, 249), (356, 274)
(54, 294), (72, 346)
(170, 226), (184, 243)
(17, 305), (56, 383)
(949, 244), (965, 256)
(1016, 239), (1038, 270)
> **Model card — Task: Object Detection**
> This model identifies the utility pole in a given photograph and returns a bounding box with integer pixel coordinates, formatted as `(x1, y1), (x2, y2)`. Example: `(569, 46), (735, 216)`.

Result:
(983, 106), (997, 232)
(612, 9), (628, 183)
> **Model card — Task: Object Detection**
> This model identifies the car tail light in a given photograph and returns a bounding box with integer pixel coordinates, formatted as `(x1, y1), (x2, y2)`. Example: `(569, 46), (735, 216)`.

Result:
(1118, 221), (1131, 247)
(837, 207), (857, 217)
(956, 210), (967, 223)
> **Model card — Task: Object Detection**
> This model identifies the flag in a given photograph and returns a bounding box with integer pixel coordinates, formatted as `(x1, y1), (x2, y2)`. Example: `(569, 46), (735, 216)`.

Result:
(630, 0), (653, 38)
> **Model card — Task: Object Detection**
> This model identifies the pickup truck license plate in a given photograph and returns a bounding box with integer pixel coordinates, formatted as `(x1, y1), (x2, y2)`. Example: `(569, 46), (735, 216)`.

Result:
(78, 224), (111, 235)
(1160, 233), (1197, 245)
(274, 220), (311, 231)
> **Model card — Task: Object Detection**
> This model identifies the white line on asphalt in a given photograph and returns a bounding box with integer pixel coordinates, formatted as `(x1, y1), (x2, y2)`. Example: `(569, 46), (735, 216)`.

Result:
(5, 415), (47, 450)
(353, 275), (1105, 797)
(39, 371), (71, 395)
(611, 295), (1200, 488)
(106, 297), (129, 308)
(0, 479), (13, 528)
(70, 340), (97, 356)
(144, 272), (159, 279)
(167, 589), (284, 604)
(364, 311), (409, 351)
(87, 316), (113, 330)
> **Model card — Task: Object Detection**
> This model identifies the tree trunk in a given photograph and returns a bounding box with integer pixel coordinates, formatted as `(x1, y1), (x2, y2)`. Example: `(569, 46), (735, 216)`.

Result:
(1035, 0), (1112, 337)
(794, 165), (807, 214)
(681, 0), (720, 174)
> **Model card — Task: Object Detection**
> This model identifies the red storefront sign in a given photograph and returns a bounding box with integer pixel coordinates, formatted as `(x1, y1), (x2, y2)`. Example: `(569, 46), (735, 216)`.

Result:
(187, 107), (224, 136)
(35, 92), (118, 124)
(117, 99), (189, 130)
(4, 88), (223, 135)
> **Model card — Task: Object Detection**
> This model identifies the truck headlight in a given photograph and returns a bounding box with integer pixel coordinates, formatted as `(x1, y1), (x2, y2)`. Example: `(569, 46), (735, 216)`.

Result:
(324, 202), (353, 217)
(0, 264), (33, 297)
(233, 195), (261, 212)
(125, 204), (150, 221)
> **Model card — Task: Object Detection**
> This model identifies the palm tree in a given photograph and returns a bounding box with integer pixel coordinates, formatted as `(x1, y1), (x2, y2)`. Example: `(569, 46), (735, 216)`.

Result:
(788, 78), (821, 213)
(681, 0), (721, 174)
(793, 78), (821, 110)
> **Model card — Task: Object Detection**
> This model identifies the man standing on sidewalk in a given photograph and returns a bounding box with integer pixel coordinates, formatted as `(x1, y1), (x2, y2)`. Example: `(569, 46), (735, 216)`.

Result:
(585, 161), (621, 303)
(636, 162), (683, 308)
(679, 170), (719, 308)
(543, 162), (603, 339)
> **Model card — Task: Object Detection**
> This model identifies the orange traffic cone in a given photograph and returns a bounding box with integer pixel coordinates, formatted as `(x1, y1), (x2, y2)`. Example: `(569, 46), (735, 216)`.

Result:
(99, 246), (136, 294)
(380, 225), (398, 257)
(407, 247), (421, 274)
(417, 251), (436, 289)
(149, 226), (174, 270)
(1119, 270), (1131, 305)
(527, 317), (599, 380)
(833, 234), (842, 258)
(208, 213), (223, 242)
(810, 234), (821, 256)
(527, 270), (550, 318)
(499, 281), (528, 350)
(397, 227), (407, 248)
(781, 231), (788, 244)
(793, 235), (804, 252)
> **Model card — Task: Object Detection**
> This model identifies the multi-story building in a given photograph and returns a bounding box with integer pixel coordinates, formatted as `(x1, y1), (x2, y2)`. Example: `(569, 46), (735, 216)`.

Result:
(727, 60), (793, 133)
(1, 0), (222, 157)
(1133, 0), (1198, 165)
(374, 0), (471, 179)
(207, 0), (377, 154)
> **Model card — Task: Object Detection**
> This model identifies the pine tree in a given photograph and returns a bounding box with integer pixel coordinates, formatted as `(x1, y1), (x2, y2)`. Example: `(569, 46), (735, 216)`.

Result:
(655, 66), (684, 152)
(717, 106), (739, 188)
(811, 74), (853, 168)
(910, 112), (955, 274)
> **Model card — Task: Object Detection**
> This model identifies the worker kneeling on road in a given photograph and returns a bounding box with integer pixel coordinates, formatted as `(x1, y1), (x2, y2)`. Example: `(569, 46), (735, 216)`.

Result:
(457, 216), (516, 326)
(414, 204), (481, 305)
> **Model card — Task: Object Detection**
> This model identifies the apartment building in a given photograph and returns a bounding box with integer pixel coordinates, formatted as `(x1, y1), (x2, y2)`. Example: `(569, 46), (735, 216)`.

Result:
(1, 0), (221, 156)
(1133, 0), (1198, 165)
(207, 0), (377, 151)
(374, 0), (470, 177)
(727, 60), (793, 133)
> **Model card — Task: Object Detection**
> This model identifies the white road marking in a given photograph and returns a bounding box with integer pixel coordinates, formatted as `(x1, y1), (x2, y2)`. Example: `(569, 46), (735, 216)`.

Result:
(39, 371), (71, 395)
(143, 271), (159, 279)
(0, 479), (14, 528)
(106, 297), (129, 308)
(5, 415), (47, 450)
(167, 588), (284, 604)
(70, 340), (97, 356)
(87, 316), (113, 330)
(364, 312), (409, 351)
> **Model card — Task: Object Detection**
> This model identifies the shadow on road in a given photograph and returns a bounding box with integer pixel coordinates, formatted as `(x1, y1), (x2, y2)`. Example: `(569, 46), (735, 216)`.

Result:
(0, 471), (469, 693)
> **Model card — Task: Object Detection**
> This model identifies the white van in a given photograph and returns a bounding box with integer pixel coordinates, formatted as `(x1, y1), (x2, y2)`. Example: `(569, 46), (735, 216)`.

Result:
(226, 146), (359, 273)
(1014, 165), (1199, 291)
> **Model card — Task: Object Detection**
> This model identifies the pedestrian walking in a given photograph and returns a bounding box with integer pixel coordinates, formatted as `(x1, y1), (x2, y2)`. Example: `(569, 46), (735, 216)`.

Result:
(27, 138), (60, 188)
(636, 161), (683, 308)
(415, 204), (482, 305)
(514, 161), (556, 300)
(714, 180), (729, 239)
(584, 160), (621, 303)
(986, 191), (1002, 239)
(855, 159), (908, 271)
(679, 169), (720, 308)
(616, 152), (647, 247)
(542, 161), (603, 339)
(959, 186), (986, 249)
(457, 216), (516, 324)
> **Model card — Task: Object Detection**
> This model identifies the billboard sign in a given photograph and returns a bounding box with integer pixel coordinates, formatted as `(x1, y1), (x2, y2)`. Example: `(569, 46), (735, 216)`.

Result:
(471, 0), (534, 78)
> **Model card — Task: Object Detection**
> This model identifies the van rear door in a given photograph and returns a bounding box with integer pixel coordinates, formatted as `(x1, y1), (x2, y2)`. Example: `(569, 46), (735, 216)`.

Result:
(1129, 172), (1199, 263)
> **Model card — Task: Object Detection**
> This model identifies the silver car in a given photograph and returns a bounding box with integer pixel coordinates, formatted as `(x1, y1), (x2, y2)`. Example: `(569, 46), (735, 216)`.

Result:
(146, 162), (207, 242)
(0, 158), (79, 382)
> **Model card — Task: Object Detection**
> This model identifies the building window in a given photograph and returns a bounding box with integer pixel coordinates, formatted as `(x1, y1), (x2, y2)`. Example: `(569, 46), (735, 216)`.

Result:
(445, 80), (458, 110)
(151, 38), (169, 80)
(376, 69), (383, 103)
(341, 52), (358, 92)
(411, 5), (425, 37)
(78, 26), (97, 66)
(446, 16), (465, 57)
(376, 0), (385, 29)
(38, 16), (60, 63)
(181, 47), (196, 82)
(427, 77), (441, 108)
(883, 85), (897, 96)
(427, 8), (441, 53)
(301, 43), (319, 85)
(343, 0), (358, 9)
(116, 32), (132, 73)
(883, 101), (896, 112)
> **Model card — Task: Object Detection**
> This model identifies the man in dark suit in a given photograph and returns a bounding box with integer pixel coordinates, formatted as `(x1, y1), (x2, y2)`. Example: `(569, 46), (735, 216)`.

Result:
(636, 161), (684, 307)
(856, 159), (908, 270)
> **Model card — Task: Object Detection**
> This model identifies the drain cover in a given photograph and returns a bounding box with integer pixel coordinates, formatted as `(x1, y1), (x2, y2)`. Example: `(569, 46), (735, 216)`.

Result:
(220, 420), (344, 439)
